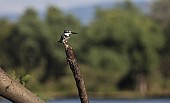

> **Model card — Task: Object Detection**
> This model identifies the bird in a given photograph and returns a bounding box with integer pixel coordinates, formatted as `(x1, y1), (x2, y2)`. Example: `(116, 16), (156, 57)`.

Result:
(58, 30), (78, 44)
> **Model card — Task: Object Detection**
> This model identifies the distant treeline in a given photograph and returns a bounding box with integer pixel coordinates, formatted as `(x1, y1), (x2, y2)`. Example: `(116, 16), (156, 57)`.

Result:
(0, 0), (170, 97)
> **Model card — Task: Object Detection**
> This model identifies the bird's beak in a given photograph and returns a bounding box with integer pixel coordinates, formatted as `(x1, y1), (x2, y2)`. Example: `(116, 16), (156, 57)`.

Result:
(71, 31), (78, 34)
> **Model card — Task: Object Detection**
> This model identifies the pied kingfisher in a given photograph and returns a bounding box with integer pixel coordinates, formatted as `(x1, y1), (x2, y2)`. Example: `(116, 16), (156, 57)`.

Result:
(58, 30), (78, 44)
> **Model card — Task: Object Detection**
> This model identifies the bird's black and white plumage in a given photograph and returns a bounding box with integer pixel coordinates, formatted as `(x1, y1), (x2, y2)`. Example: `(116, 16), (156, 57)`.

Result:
(58, 30), (78, 43)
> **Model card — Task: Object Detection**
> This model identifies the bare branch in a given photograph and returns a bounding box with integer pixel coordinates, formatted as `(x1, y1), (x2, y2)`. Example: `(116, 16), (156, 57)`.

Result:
(64, 43), (89, 103)
(0, 67), (45, 103)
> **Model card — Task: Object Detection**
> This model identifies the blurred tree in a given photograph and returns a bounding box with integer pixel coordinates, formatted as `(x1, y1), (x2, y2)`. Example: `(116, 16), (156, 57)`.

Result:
(5, 8), (67, 82)
(0, 7), (82, 83)
(84, 1), (164, 94)
(0, 19), (12, 41)
(45, 6), (81, 50)
(6, 8), (44, 70)
(0, 19), (14, 68)
(151, 0), (170, 27)
(39, 6), (81, 82)
(151, 0), (170, 89)
(0, 1), (168, 97)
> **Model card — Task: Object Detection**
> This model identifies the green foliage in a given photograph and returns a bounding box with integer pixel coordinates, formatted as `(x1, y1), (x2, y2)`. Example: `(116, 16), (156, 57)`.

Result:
(0, 19), (14, 67)
(151, 0), (170, 83)
(0, 1), (169, 98)
(19, 74), (31, 86)
(10, 70), (31, 86)
(82, 1), (165, 92)
(85, 3), (164, 74)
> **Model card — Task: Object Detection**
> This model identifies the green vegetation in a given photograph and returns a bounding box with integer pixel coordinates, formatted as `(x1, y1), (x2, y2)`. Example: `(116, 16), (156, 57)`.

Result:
(0, 0), (170, 99)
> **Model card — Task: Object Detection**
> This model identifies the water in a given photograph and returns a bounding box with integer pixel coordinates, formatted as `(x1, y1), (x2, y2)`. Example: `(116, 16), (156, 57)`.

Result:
(1, 98), (170, 103)
(49, 98), (170, 103)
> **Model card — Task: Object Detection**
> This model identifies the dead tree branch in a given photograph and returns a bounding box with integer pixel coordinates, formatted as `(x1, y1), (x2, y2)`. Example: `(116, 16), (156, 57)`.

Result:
(0, 67), (45, 103)
(64, 43), (89, 103)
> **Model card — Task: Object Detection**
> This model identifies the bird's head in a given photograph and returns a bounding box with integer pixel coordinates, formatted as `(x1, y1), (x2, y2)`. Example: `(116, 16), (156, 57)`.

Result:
(64, 30), (78, 36)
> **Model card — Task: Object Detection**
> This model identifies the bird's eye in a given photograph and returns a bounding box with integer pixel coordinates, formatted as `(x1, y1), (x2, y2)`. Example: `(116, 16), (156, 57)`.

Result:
(64, 30), (68, 32)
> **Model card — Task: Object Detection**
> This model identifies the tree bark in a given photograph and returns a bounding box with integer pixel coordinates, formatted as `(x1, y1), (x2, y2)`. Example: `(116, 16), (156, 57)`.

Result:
(64, 44), (89, 103)
(0, 67), (45, 103)
(136, 74), (148, 95)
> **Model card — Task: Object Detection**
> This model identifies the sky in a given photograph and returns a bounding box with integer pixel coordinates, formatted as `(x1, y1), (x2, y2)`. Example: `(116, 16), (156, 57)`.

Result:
(0, 0), (155, 24)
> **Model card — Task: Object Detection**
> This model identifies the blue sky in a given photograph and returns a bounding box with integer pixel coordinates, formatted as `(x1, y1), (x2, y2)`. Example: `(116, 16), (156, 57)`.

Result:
(0, 0), (155, 24)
